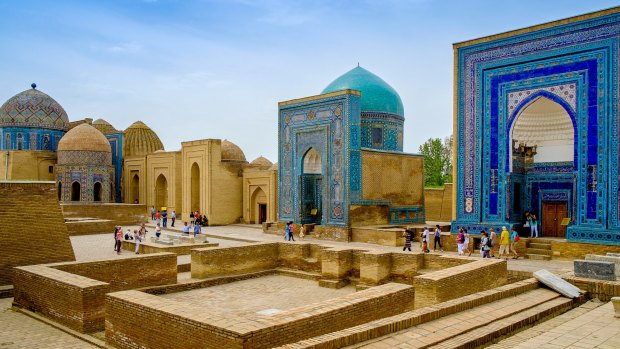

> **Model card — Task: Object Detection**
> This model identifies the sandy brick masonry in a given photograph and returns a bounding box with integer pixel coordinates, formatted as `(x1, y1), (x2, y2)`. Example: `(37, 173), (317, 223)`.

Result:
(105, 282), (415, 349)
(0, 181), (75, 286)
(414, 258), (507, 308)
(13, 252), (177, 332)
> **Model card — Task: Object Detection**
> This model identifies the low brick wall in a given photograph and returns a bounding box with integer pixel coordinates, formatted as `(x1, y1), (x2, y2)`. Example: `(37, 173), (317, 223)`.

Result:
(413, 258), (507, 308)
(105, 282), (415, 349)
(351, 227), (406, 246)
(65, 219), (116, 236)
(562, 272), (620, 301)
(122, 240), (219, 255)
(61, 203), (147, 226)
(191, 243), (279, 278)
(278, 243), (322, 272)
(13, 253), (177, 332)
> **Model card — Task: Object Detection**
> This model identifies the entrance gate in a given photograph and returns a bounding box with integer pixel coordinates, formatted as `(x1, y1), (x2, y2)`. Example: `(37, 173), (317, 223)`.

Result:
(300, 174), (322, 224)
(542, 201), (568, 238)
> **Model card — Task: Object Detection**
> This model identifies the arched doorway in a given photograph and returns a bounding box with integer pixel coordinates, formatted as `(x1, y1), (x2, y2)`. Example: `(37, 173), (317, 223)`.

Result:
(93, 182), (102, 202)
(250, 187), (268, 224)
(509, 95), (575, 238)
(71, 182), (81, 201)
(131, 173), (140, 204)
(57, 182), (62, 201)
(191, 163), (200, 212)
(300, 148), (323, 224)
(155, 174), (168, 210)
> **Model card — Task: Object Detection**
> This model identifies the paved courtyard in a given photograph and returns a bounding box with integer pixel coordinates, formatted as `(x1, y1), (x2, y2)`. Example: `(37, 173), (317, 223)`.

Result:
(160, 274), (356, 318)
(0, 224), (605, 348)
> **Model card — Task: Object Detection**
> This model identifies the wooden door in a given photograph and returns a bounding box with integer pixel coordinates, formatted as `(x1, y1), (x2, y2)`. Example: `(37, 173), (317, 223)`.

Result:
(542, 202), (568, 238)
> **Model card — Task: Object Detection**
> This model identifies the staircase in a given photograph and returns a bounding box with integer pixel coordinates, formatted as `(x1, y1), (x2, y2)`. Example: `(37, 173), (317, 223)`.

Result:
(525, 239), (553, 260)
(275, 279), (581, 349)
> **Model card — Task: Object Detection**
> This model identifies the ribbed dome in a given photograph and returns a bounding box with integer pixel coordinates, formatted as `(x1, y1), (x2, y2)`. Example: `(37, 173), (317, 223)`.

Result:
(58, 124), (111, 153)
(92, 118), (119, 135)
(221, 140), (246, 162)
(0, 85), (69, 130)
(322, 66), (404, 117)
(250, 156), (273, 168)
(124, 121), (164, 157)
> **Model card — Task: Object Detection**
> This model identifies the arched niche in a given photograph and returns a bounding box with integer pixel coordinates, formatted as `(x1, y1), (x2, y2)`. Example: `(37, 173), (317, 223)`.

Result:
(303, 148), (322, 174)
(71, 181), (81, 201)
(191, 162), (200, 212)
(155, 174), (168, 210)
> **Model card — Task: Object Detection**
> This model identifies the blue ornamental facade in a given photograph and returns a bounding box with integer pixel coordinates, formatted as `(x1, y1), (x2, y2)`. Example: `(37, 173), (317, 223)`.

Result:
(452, 8), (620, 245)
(278, 67), (425, 238)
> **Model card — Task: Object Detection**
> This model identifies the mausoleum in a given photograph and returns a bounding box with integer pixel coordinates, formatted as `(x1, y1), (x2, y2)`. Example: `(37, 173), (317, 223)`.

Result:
(452, 8), (620, 245)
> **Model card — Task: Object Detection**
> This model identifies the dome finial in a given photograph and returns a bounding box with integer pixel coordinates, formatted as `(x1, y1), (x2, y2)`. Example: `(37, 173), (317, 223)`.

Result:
(357, 62), (359, 67)
(31, 83), (37, 89)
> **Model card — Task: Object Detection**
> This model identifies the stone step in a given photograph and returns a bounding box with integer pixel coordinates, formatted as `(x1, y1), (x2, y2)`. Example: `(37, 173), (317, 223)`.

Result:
(526, 248), (553, 256)
(529, 242), (552, 250)
(525, 253), (552, 261)
(347, 289), (564, 349)
(274, 280), (554, 349)
(531, 238), (556, 244)
(425, 297), (574, 349)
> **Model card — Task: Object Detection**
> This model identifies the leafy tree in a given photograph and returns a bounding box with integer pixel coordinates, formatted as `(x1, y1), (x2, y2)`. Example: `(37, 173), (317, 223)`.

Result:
(419, 136), (452, 187)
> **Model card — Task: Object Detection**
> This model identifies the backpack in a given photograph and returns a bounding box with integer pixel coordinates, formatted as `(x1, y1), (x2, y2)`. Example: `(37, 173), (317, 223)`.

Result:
(486, 238), (493, 248)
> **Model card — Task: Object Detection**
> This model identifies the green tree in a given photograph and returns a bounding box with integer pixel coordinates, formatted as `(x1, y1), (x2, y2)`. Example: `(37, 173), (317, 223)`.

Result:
(419, 136), (452, 187)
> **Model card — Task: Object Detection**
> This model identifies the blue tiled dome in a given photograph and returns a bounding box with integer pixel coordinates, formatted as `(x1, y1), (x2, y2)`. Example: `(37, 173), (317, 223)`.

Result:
(0, 86), (69, 131)
(321, 66), (404, 117)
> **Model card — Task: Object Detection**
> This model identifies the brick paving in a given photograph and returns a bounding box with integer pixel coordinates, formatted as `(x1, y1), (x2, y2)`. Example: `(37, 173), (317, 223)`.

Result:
(0, 298), (98, 349)
(489, 300), (620, 349)
(160, 274), (355, 318)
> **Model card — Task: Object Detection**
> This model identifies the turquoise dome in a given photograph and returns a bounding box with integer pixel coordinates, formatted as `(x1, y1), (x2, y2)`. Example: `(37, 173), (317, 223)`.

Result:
(321, 66), (404, 117)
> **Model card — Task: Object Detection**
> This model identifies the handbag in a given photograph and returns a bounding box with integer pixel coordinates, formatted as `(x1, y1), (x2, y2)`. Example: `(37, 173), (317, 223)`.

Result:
(514, 235), (521, 242)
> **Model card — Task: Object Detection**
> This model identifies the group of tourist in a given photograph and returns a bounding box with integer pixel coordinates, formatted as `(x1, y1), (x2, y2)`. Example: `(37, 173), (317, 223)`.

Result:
(115, 223), (148, 255)
(150, 207), (178, 228)
(402, 224), (521, 260)
(182, 221), (202, 237)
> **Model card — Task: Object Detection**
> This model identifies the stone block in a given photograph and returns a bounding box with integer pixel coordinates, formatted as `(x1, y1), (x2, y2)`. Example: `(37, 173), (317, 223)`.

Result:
(585, 254), (620, 277)
(574, 260), (616, 281)
(612, 297), (620, 318)
(534, 269), (581, 298)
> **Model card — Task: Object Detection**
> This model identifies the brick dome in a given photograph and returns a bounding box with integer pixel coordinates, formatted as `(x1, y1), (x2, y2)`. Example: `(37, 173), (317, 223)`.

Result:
(58, 124), (111, 153)
(124, 121), (164, 157)
(92, 118), (119, 135)
(250, 156), (273, 168)
(221, 140), (246, 162)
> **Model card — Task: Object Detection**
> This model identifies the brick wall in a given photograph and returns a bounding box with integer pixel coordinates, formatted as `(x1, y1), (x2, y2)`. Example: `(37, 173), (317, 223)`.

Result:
(424, 184), (453, 222)
(0, 181), (75, 286)
(191, 243), (279, 278)
(61, 203), (147, 226)
(65, 219), (116, 235)
(414, 259), (507, 308)
(12, 253), (177, 332)
(105, 282), (415, 349)
(278, 243), (322, 272)
(562, 272), (620, 301)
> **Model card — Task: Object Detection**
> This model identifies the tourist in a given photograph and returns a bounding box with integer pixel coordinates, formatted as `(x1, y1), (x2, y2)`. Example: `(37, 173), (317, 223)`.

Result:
(171, 210), (176, 227)
(489, 228), (497, 257)
(182, 222), (190, 235)
(480, 231), (491, 258)
(139, 223), (148, 238)
(190, 211), (195, 227)
(498, 226), (511, 259)
(150, 206), (155, 221)
(433, 224), (443, 252)
(162, 210), (168, 228)
(528, 212), (539, 238)
(456, 228), (465, 255)
(134, 229), (141, 254)
(288, 222), (296, 241)
(284, 222), (291, 241)
(299, 224), (305, 239)
(402, 228), (414, 252)
(115, 226), (123, 255)
(195, 211), (201, 226)
(421, 227), (430, 253)
(155, 210), (162, 226)
(193, 222), (201, 237)
(462, 228), (471, 256)
(155, 223), (162, 240)
(510, 227), (520, 259)
(124, 228), (133, 240)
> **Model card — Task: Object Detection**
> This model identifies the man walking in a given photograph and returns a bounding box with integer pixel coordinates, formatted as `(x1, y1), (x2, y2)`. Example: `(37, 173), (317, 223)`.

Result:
(171, 210), (176, 227)
(150, 206), (155, 221)
(498, 226), (511, 259)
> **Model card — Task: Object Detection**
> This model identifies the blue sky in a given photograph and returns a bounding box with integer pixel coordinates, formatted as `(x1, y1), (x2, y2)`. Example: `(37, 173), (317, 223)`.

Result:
(1, 0), (617, 162)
